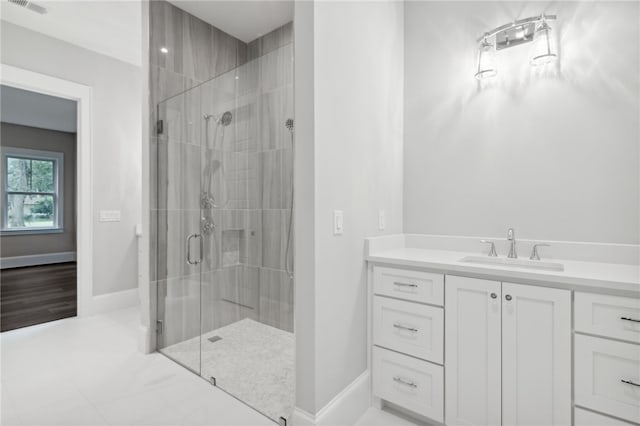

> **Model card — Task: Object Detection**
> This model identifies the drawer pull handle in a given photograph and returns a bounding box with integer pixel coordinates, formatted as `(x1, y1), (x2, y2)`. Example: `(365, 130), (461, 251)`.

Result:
(393, 377), (417, 388)
(393, 323), (418, 333)
(620, 317), (640, 323)
(393, 282), (418, 288)
(621, 379), (640, 387)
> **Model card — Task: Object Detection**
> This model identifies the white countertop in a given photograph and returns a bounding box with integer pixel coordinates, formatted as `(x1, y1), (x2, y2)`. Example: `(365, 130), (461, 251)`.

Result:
(366, 236), (640, 296)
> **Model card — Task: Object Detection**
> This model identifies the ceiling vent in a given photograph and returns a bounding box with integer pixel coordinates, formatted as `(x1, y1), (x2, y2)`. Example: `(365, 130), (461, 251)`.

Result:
(7, 0), (47, 15)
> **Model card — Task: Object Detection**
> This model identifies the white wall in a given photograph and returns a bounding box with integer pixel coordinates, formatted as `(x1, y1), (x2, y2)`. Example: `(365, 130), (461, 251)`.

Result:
(295, 0), (404, 414)
(404, 1), (640, 245)
(293, 0), (317, 413)
(1, 85), (77, 132)
(1, 22), (143, 296)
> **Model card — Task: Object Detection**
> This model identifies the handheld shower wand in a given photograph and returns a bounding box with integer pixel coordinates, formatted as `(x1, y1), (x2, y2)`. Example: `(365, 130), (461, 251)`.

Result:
(284, 118), (294, 280)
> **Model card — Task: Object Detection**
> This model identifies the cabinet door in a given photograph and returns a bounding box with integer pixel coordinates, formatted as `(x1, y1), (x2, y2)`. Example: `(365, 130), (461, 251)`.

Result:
(445, 275), (501, 426)
(502, 283), (571, 426)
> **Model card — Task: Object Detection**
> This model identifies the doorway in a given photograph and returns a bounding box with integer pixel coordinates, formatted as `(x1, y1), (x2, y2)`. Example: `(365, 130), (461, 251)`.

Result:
(0, 85), (78, 331)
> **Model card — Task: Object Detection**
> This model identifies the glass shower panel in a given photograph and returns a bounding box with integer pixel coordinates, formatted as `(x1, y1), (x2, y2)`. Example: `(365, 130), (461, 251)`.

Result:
(156, 40), (294, 424)
(156, 87), (203, 374)
(198, 43), (294, 423)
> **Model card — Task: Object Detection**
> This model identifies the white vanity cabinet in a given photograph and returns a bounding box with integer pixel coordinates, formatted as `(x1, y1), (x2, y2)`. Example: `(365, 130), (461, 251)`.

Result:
(445, 276), (571, 426)
(369, 260), (638, 426)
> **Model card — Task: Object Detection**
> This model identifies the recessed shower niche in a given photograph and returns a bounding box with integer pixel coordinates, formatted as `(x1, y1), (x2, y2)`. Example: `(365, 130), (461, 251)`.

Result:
(149, 1), (294, 422)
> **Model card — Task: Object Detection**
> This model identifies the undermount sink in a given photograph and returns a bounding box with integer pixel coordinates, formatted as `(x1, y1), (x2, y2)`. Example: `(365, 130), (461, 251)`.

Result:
(459, 255), (565, 272)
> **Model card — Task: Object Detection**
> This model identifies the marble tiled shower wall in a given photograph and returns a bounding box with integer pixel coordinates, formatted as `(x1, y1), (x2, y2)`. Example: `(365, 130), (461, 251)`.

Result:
(149, 0), (294, 350)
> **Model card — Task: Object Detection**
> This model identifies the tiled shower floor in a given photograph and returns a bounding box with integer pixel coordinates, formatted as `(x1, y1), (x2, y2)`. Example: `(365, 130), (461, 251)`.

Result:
(161, 318), (294, 422)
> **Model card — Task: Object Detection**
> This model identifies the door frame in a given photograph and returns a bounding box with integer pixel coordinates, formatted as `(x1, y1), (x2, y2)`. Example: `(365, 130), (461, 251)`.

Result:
(1, 63), (94, 316)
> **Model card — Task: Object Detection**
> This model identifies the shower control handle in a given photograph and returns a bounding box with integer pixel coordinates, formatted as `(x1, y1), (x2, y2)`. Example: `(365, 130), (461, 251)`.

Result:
(186, 234), (202, 265)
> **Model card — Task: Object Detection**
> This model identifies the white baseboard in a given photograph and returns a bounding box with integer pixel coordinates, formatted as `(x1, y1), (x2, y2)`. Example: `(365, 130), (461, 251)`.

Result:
(291, 408), (316, 426)
(85, 288), (139, 316)
(292, 371), (371, 426)
(0, 251), (76, 269)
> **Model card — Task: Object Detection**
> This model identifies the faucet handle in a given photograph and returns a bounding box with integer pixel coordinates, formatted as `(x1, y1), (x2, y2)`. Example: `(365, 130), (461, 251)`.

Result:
(530, 243), (550, 261)
(480, 240), (498, 257)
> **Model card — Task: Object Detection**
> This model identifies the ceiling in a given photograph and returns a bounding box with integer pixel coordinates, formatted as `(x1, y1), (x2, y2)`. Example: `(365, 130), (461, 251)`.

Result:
(0, 1), (142, 66)
(167, 0), (294, 43)
(1, 85), (77, 133)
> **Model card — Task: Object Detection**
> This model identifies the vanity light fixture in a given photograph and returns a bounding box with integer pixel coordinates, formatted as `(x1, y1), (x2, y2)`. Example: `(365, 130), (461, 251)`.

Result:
(160, 47), (169, 54)
(475, 13), (557, 80)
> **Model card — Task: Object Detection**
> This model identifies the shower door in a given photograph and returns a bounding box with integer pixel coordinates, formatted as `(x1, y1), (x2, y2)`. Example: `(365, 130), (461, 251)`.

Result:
(155, 41), (294, 423)
(155, 85), (204, 374)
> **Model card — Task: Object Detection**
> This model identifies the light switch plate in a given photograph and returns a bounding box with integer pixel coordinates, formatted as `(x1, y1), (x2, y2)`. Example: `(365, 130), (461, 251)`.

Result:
(99, 210), (121, 222)
(378, 210), (386, 231)
(333, 210), (343, 235)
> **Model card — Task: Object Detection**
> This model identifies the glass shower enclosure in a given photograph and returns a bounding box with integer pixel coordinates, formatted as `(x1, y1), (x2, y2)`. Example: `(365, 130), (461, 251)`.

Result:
(155, 42), (294, 422)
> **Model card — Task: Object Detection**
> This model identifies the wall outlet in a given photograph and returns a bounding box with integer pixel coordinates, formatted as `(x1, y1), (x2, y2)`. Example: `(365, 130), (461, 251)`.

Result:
(99, 210), (121, 222)
(378, 210), (386, 231)
(333, 210), (343, 235)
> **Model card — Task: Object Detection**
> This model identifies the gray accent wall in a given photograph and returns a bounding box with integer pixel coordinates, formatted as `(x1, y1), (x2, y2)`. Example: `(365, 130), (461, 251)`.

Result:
(150, 0), (294, 349)
(0, 123), (77, 257)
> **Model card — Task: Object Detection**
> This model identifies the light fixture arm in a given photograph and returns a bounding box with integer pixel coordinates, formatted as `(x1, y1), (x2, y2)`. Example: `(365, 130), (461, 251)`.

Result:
(476, 14), (557, 43)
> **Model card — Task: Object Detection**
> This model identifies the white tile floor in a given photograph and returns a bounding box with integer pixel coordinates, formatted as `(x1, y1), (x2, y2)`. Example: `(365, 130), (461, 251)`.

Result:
(162, 319), (294, 422)
(354, 408), (425, 426)
(0, 307), (273, 426)
(0, 306), (417, 426)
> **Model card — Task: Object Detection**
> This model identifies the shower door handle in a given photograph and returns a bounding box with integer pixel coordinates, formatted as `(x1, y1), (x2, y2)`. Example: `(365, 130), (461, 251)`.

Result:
(186, 234), (202, 265)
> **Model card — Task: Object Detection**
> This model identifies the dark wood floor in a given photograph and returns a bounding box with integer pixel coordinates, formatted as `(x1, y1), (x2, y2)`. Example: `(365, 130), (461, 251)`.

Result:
(1, 262), (77, 332)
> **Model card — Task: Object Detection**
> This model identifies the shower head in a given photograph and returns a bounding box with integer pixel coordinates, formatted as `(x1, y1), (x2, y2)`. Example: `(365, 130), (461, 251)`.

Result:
(285, 118), (294, 132)
(203, 112), (232, 127)
(218, 111), (232, 127)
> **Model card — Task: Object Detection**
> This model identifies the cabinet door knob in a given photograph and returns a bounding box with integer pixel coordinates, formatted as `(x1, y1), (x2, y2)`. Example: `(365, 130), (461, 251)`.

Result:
(490, 293), (497, 299)
(505, 294), (512, 301)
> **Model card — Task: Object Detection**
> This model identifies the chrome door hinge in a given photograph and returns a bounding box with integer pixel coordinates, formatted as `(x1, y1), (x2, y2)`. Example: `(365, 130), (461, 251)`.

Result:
(156, 319), (163, 334)
(156, 119), (164, 135)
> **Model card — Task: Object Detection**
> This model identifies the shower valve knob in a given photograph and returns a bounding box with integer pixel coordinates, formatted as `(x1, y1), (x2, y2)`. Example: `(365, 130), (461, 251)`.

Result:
(201, 218), (216, 235)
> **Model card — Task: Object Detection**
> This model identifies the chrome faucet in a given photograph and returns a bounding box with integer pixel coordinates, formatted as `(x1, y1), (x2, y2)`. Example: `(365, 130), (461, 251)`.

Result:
(507, 228), (517, 259)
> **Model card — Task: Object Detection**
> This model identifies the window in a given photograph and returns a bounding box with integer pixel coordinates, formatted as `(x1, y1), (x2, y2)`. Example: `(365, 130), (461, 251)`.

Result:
(2, 147), (64, 233)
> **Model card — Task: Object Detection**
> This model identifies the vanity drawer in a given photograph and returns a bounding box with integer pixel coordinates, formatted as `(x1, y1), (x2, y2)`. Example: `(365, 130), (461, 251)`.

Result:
(575, 293), (640, 344)
(373, 296), (443, 364)
(575, 334), (640, 423)
(575, 407), (635, 426)
(372, 346), (444, 422)
(373, 266), (444, 305)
